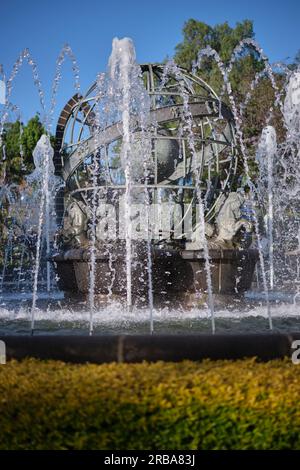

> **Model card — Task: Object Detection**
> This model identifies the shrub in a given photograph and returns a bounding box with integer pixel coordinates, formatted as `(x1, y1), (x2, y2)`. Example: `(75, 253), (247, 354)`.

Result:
(0, 358), (299, 449)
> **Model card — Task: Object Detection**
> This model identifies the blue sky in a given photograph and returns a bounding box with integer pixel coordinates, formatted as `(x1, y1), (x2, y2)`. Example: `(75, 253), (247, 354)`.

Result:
(0, 0), (299, 126)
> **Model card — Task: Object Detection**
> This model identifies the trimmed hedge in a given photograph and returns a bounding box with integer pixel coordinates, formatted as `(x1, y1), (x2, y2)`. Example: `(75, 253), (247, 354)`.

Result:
(0, 358), (300, 449)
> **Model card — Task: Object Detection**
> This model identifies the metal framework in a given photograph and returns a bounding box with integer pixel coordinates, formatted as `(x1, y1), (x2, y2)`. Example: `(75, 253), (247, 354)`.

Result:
(54, 64), (238, 225)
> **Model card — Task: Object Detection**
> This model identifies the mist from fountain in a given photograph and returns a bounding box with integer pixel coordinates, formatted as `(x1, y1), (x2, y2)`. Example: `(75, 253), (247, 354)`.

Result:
(109, 38), (135, 312)
(193, 43), (274, 330)
(85, 38), (154, 332)
(0, 37), (299, 336)
(159, 59), (216, 333)
(0, 46), (81, 333)
(257, 126), (277, 290)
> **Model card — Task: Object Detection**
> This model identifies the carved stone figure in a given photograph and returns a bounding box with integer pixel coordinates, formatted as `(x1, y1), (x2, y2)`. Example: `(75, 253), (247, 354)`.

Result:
(63, 198), (88, 247)
(185, 222), (215, 250)
(215, 191), (252, 247)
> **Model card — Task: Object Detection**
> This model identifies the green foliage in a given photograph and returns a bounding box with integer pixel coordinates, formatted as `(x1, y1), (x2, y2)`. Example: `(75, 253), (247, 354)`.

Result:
(0, 358), (300, 450)
(0, 114), (48, 183)
(175, 19), (254, 71)
(0, 115), (54, 258)
(1, 121), (23, 182)
(174, 19), (260, 96)
(174, 18), (289, 177)
(21, 115), (45, 168)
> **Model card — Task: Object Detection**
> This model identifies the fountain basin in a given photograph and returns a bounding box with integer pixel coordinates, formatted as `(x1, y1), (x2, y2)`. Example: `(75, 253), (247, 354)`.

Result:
(53, 247), (258, 302)
(182, 248), (259, 295)
(0, 332), (296, 363)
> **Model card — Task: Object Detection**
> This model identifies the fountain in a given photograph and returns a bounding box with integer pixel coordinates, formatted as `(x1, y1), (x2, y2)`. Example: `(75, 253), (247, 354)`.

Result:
(53, 39), (258, 316)
(0, 37), (300, 349)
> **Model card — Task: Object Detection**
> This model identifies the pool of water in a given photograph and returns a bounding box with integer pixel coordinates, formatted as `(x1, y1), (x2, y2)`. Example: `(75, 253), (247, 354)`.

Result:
(0, 290), (299, 335)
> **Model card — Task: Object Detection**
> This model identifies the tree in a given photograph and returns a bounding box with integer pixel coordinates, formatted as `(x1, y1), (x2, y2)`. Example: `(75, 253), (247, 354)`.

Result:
(174, 18), (288, 185)
(0, 114), (55, 260)
(1, 120), (23, 183)
(174, 19), (262, 95)
(175, 20), (254, 68)
(0, 114), (49, 184)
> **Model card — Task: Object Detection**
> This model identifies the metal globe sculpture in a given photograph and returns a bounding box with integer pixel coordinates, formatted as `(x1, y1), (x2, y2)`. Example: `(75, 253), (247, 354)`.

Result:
(54, 64), (237, 220)
(53, 64), (257, 302)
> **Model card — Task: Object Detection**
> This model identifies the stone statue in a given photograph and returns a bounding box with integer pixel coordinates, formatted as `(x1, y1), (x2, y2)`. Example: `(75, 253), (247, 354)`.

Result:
(215, 191), (253, 247)
(63, 198), (88, 247)
(185, 222), (215, 250)
(185, 190), (254, 250)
